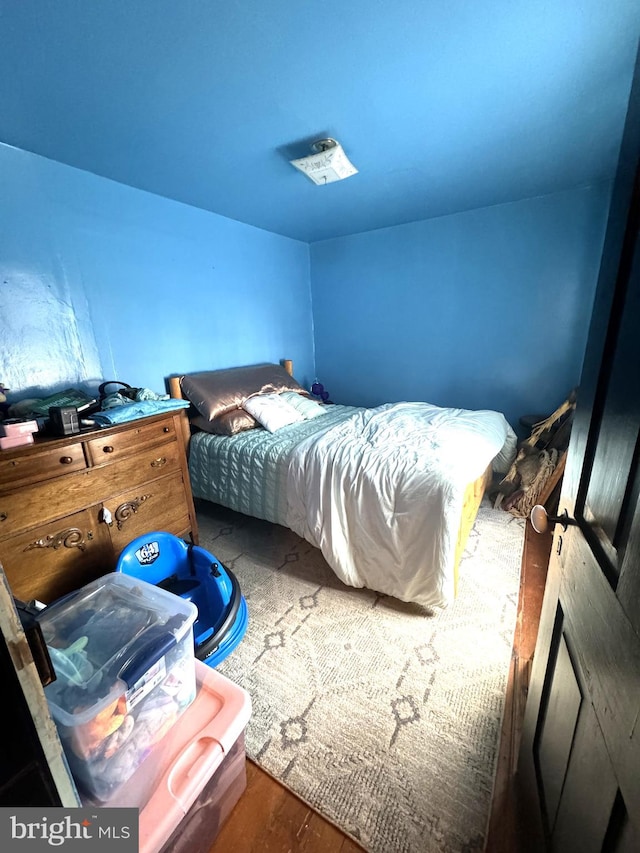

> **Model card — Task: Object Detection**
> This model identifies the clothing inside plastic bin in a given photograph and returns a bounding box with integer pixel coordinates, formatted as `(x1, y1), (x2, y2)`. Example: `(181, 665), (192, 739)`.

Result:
(37, 573), (197, 802)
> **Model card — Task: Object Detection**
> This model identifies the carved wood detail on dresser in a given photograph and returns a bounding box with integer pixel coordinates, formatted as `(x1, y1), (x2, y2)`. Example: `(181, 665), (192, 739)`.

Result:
(0, 410), (199, 604)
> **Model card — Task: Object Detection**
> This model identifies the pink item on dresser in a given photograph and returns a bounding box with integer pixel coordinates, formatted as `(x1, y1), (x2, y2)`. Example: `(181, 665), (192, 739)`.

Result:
(0, 418), (38, 436)
(0, 418), (38, 449)
(0, 433), (35, 449)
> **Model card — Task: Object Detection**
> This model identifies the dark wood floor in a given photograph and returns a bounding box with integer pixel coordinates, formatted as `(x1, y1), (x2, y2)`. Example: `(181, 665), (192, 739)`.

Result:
(208, 521), (552, 853)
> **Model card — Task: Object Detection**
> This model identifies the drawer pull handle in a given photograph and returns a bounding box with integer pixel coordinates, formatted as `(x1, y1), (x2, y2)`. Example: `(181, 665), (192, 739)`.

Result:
(150, 457), (167, 468)
(24, 528), (86, 553)
(115, 494), (151, 530)
(103, 445), (115, 454)
(60, 456), (74, 464)
(0, 512), (7, 522)
(163, 426), (170, 433)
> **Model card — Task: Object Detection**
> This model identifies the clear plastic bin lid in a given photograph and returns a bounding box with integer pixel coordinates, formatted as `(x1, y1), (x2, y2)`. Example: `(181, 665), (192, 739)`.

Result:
(37, 573), (197, 722)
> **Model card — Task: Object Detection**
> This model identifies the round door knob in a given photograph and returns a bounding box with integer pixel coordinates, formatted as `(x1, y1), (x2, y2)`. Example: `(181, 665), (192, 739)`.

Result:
(530, 505), (575, 534)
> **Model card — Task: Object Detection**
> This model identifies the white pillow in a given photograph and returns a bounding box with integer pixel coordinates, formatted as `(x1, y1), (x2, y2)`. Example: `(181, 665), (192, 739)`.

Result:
(280, 391), (328, 419)
(242, 393), (305, 432)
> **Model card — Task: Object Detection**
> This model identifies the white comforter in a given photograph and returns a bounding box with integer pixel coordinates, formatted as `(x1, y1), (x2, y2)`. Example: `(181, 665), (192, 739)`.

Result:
(285, 402), (516, 608)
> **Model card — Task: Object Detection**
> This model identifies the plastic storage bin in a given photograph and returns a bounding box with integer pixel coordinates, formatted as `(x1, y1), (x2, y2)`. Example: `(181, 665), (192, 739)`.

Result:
(102, 658), (252, 853)
(157, 732), (247, 853)
(37, 572), (197, 802)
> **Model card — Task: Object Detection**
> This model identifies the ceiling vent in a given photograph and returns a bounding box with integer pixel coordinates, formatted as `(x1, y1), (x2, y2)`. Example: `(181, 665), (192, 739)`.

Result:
(289, 138), (357, 185)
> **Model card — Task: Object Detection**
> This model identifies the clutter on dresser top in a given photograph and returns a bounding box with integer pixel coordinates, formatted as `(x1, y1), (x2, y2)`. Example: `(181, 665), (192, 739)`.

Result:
(1, 382), (190, 445)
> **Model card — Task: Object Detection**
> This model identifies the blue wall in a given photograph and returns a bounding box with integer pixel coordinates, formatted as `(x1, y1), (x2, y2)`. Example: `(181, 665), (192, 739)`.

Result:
(1, 142), (611, 431)
(310, 185), (610, 428)
(0, 143), (315, 402)
(0, 146), (103, 399)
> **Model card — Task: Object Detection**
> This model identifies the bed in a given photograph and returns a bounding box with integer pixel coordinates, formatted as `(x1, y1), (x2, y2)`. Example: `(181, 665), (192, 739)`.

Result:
(169, 362), (517, 608)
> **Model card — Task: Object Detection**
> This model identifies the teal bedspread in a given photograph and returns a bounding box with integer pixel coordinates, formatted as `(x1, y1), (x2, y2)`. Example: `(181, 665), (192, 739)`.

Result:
(188, 405), (360, 525)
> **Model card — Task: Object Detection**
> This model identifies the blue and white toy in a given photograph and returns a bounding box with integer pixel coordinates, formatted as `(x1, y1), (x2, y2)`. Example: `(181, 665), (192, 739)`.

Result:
(116, 532), (248, 668)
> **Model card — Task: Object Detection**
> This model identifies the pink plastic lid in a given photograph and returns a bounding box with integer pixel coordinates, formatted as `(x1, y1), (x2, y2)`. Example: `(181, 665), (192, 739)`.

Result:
(100, 660), (251, 853)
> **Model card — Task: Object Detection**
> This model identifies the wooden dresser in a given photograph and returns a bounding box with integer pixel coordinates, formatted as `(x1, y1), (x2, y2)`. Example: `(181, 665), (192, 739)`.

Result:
(0, 409), (198, 605)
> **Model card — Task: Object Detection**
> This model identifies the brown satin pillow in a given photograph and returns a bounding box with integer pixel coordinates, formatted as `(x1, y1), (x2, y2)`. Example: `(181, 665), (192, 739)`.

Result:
(180, 363), (306, 423)
(191, 409), (258, 436)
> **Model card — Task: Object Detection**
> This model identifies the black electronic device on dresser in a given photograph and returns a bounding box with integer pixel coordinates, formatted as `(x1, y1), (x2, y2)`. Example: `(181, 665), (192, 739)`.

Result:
(48, 405), (80, 436)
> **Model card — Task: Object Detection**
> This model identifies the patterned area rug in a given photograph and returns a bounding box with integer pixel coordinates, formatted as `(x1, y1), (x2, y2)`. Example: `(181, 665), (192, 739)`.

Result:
(197, 499), (526, 853)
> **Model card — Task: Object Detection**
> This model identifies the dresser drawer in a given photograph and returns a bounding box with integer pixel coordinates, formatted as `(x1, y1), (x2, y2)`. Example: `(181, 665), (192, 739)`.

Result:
(0, 508), (111, 604)
(0, 442), (183, 539)
(105, 471), (193, 554)
(0, 442), (87, 490)
(85, 417), (177, 466)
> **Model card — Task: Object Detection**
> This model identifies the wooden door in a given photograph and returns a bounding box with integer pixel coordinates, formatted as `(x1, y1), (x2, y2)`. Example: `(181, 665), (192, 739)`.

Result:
(518, 49), (640, 851)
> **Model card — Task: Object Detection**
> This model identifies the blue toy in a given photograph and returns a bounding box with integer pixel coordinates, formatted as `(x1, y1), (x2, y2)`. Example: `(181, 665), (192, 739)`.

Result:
(116, 532), (248, 668)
